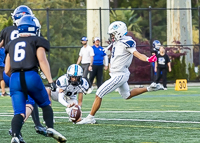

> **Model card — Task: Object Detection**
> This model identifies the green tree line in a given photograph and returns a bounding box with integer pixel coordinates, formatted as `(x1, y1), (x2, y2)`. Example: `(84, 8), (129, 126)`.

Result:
(0, 0), (199, 82)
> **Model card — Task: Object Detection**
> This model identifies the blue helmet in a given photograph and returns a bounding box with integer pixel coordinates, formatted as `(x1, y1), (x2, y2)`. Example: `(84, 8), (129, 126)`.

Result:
(152, 40), (161, 50)
(81, 37), (88, 41)
(18, 15), (41, 36)
(11, 5), (33, 26)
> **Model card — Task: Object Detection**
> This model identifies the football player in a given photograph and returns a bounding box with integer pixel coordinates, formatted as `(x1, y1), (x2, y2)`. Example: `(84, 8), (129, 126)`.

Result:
(152, 40), (161, 55)
(151, 40), (162, 81)
(46, 64), (89, 123)
(0, 5), (47, 141)
(5, 15), (66, 143)
(77, 21), (164, 124)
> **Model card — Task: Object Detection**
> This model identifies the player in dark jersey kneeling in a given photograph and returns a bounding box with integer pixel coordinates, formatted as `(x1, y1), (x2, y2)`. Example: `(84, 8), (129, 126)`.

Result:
(5, 15), (66, 143)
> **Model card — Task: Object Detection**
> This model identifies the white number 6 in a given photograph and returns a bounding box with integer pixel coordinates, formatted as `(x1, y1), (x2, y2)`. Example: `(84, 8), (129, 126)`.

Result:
(14, 42), (26, 62)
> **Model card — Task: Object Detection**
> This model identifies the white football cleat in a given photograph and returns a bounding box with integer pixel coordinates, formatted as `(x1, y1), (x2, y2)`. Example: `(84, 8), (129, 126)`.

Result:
(76, 114), (96, 124)
(147, 83), (164, 91)
(47, 128), (67, 142)
(11, 137), (20, 143)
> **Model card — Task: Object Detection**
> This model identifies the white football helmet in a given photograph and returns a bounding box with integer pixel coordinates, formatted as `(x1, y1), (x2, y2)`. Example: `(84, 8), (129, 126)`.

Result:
(108, 21), (127, 41)
(67, 64), (83, 86)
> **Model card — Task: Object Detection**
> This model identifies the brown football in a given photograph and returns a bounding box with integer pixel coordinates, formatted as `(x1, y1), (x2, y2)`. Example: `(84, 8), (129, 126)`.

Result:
(70, 105), (81, 122)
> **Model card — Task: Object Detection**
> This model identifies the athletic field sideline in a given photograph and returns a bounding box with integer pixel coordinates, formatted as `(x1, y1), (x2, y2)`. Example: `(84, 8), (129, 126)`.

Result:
(1, 86), (200, 142)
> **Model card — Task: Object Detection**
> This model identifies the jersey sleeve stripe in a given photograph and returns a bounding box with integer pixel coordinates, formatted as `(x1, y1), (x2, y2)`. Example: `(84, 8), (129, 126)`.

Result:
(122, 41), (130, 47)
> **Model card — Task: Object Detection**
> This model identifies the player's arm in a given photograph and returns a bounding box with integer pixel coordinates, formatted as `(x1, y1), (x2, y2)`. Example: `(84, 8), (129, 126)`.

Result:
(0, 40), (4, 48)
(133, 51), (157, 62)
(90, 56), (93, 66)
(133, 51), (149, 62)
(77, 56), (82, 65)
(77, 92), (83, 107)
(168, 62), (171, 72)
(36, 47), (53, 83)
(155, 61), (158, 72)
(58, 88), (75, 107)
(90, 47), (94, 66)
(5, 54), (11, 76)
(58, 89), (69, 107)
(104, 55), (108, 70)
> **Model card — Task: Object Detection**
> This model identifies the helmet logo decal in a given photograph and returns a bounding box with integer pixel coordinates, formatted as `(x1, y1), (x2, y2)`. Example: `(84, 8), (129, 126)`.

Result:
(112, 25), (118, 30)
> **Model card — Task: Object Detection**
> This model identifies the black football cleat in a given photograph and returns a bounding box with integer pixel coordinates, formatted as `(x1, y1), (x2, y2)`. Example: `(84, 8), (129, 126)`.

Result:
(9, 129), (26, 143)
(34, 126), (47, 137)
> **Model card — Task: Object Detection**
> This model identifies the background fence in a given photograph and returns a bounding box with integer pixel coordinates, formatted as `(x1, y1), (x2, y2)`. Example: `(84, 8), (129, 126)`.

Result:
(0, 7), (199, 84)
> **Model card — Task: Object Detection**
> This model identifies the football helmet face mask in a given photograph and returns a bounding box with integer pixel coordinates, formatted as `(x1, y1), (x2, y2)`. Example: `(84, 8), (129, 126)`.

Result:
(152, 40), (161, 51)
(67, 64), (83, 86)
(108, 21), (127, 41)
(18, 15), (41, 36)
(11, 5), (33, 26)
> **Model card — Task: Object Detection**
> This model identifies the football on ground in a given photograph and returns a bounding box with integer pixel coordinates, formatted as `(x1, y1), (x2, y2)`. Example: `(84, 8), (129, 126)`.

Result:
(70, 105), (81, 123)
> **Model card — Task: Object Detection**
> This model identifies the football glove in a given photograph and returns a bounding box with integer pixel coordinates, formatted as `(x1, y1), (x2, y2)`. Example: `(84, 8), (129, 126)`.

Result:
(148, 55), (157, 62)
(49, 82), (56, 92)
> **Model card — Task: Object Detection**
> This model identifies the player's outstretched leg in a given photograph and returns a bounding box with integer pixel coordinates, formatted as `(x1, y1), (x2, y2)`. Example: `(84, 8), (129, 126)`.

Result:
(127, 83), (164, 99)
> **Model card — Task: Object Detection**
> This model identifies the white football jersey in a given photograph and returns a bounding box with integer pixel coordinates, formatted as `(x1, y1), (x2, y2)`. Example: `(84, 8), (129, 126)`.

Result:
(110, 36), (137, 73)
(56, 74), (89, 99)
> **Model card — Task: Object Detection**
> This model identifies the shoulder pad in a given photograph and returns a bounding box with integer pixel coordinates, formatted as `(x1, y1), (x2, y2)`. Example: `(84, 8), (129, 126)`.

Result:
(56, 75), (68, 87)
(81, 78), (89, 90)
(120, 37), (136, 48)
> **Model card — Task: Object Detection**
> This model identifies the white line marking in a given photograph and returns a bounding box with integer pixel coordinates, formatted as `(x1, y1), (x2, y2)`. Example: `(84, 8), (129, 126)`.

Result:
(2, 110), (200, 115)
(1, 114), (200, 124)
(48, 116), (200, 124)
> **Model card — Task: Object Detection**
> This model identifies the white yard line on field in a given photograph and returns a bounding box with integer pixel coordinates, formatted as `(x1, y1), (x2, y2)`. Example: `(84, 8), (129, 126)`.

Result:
(2, 110), (200, 115)
(1, 113), (200, 124)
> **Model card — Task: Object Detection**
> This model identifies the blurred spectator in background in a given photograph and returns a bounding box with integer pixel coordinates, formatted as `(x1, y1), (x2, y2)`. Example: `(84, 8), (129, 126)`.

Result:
(0, 47), (8, 96)
(77, 37), (94, 82)
(151, 40), (161, 81)
(155, 46), (171, 90)
(87, 37), (108, 94)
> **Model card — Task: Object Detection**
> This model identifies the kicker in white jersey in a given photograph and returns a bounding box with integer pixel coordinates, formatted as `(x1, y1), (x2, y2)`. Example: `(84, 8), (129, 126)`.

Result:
(110, 35), (137, 74)
(76, 21), (164, 125)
